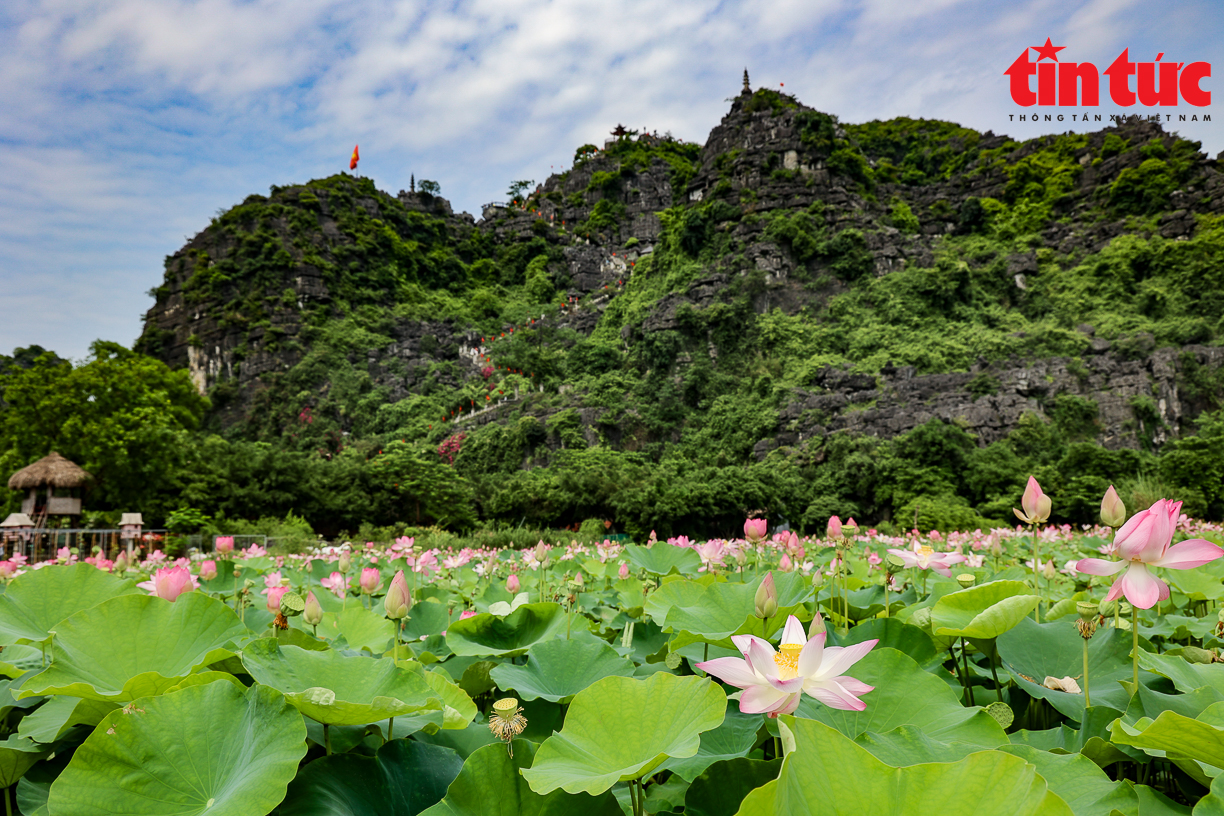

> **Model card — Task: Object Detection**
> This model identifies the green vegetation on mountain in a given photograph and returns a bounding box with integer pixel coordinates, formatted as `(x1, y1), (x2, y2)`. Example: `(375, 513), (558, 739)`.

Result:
(4, 89), (1224, 540)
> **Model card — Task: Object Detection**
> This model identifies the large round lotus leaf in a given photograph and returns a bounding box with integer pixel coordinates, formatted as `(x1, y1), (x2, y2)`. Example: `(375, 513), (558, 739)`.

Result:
(17, 592), (247, 702)
(1109, 701), (1224, 772)
(521, 672), (726, 795)
(997, 745), (1141, 816)
(318, 606), (395, 653)
(998, 618), (1150, 719)
(401, 600), (454, 640)
(682, 757), (780, 816)
(419, 740), (623, 816)
(643, 579), (711, 628)
(733, 717), (1072, 816)
(665, 573), (812, 650)
(240, 638), (444, 726)
(622, 542), (701, 576)
(0, 563), (138, 646)
(1139, 651), (1224, 695)
(488, 636), (635, 702)
(0, 644), (45, 678)
(17, 696), (116, 744)
(794, 647), (1006, 748)
(660, 701), (761, 781)
(424, 668), (479, 729)
(446, 603), (581, 658)
(47, 682), (306, 816)
(827, 618), (936, 666)
(930, 580), (1038, 639)
(272, 740), (463, 816)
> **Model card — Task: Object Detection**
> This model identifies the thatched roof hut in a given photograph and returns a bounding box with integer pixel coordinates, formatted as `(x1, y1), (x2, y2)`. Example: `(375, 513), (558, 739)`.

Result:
(7, 452), (92, 490)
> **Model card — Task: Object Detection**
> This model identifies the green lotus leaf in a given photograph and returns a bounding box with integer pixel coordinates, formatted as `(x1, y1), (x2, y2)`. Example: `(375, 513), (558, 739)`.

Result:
(1007, 705), (1137, 768)
(1193, 772), (1224, 816)
(644, 579), (710, 628)
(46, 682), (306, 816)
(319, 606), (395, 653)
(998, 618), (1150, 719)
(400, 600), (454, 640)
(660, 701), (762, 781)
(733, 717), (1072, 816)
(827, 618), (936, 666)
(682, 757), (780, 816)
(1109, 701), (1224, 773)
(421, 740), (622, 816)
(997, 745), (1138, 816)
(17, 592), (247, 702)
(272, 740), (464, 816)
(17, 696), (117, 744)
(854, 726), (993, 767)
(1139, 651), (1224, 695)
(446, 603), (583, 658)
(665, 573), (811, 650)
(793, 648), (1007, 748)
(488, 636), (635, 702)
(0, 563), (139, 646)
(0, 644), (44, 678)
(622, 542), (702, 576)
(424, 668), (478, 729)
(818, 584), (888, 621)
(930, 580), (1038, 639)
(0, 735), (45, 788)
(240, 638), (444, 726)
(522, 673), (726, 795)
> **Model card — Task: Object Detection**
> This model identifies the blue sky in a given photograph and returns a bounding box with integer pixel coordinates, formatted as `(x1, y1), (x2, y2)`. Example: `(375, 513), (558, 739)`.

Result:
(1, 0), (1221, 361)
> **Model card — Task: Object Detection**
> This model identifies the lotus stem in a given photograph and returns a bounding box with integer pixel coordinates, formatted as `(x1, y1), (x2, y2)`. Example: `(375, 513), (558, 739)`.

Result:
(960, 638), (975, 706)
(388, 717), (394, 742)
(1032, 524), (1040, 623)
(324, 723), (331, 755)
(883, 578), (889, 618)
(1133, 604), (1139, 688)
(1083, 637), (1091, 708)
(5, 785), (11, 816)
(774, 735), (782, 760)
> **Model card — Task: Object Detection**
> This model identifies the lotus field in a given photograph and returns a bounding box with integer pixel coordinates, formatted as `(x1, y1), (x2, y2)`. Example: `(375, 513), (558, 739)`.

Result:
(5, 482), (1224, 814)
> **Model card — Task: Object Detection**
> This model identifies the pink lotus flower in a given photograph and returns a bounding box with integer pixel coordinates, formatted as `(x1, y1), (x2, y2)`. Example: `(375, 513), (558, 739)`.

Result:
(1075, 499), (1223, 609)
(199, 560), (217, 581)
(696, 540), (726, 570)
(303, 590), (323, 626)
(1, 560), (22, 579)
(359, 567), (381, 595)
(413, 551), (438, 576)
(886, 542), (967, 577)
(827, 516), (842, 540)
(779, 554), (793, 572)
(506, 574), (521, 594)
(321, 571), (346, 599)
(1014, 476), (1052, 525)
(138, 566), (197, 602)
(744, 518), (767, 543)
(215, 536), (234, 554)
(266, 585), (289, 613)
(618, 561), (629, 580)
(697, 615), (877, 715)
(384, 570), (411, 619)
(459, 609), (478, 620)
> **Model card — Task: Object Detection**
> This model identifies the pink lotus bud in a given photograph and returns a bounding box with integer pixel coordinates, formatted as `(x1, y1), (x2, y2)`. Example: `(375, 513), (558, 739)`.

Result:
(338, 551), (352, 573)
(534, 542), (548, 565)
(460, 609), (478, 620)
(744, 518), (768, 543)
(150, 566), (195, 602)
(265, 585), (288, 613)
(779, 554), (793, 572)
(199, 560), (217, 581)
(827, 516), (843, 540)
(1014, 476), (1052, 524)
(1100, 485), (1127, 528)
(214, 536), (234, 554)
(303, 590), (323, 626)
(384, 570), (411, 619)
(754, 571), (778, 618)
(618, 561), (629, 580)
(359, 567), (381, 595)
(506, 574), (521, 594)
(573, 571), (585, 587)
(113, 551), (128, 572)
(808, 611), (826, 641)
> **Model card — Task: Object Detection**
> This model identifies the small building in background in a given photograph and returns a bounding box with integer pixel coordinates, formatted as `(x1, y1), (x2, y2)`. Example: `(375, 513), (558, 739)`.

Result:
(7, 452), (92, 521)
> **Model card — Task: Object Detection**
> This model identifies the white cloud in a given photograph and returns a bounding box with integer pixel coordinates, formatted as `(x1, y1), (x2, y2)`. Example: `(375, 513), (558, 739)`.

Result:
(0, 0), (1220, 358)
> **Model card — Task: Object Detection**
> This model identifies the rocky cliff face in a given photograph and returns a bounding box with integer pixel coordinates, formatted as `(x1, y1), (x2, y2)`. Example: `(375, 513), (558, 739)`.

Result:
(137, 85), (1224, 456)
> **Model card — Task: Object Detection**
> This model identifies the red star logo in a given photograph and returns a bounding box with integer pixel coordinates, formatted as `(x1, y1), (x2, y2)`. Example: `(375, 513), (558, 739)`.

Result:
(1031, 37), (1064, 62)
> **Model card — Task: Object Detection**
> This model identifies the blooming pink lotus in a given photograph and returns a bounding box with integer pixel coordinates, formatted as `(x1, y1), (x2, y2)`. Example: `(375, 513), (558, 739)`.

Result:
(1075, 499), (1223, 609)
(199, 560), (217, 581)
(359, 567), (381, 595)
(320, 571), (346, 599)
(697, 615), (877, 715)
(214, 536), (234, 554)
(138, 566), (197, 602)
(1014, 476), (1052, 525)
(265, 585), (289, 613)
(886, 542), (967, 576)
(744, 518), (767, 544)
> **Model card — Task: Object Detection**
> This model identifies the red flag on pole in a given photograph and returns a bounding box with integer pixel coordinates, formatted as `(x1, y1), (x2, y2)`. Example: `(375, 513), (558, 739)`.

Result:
(350, 145), (360, 171)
